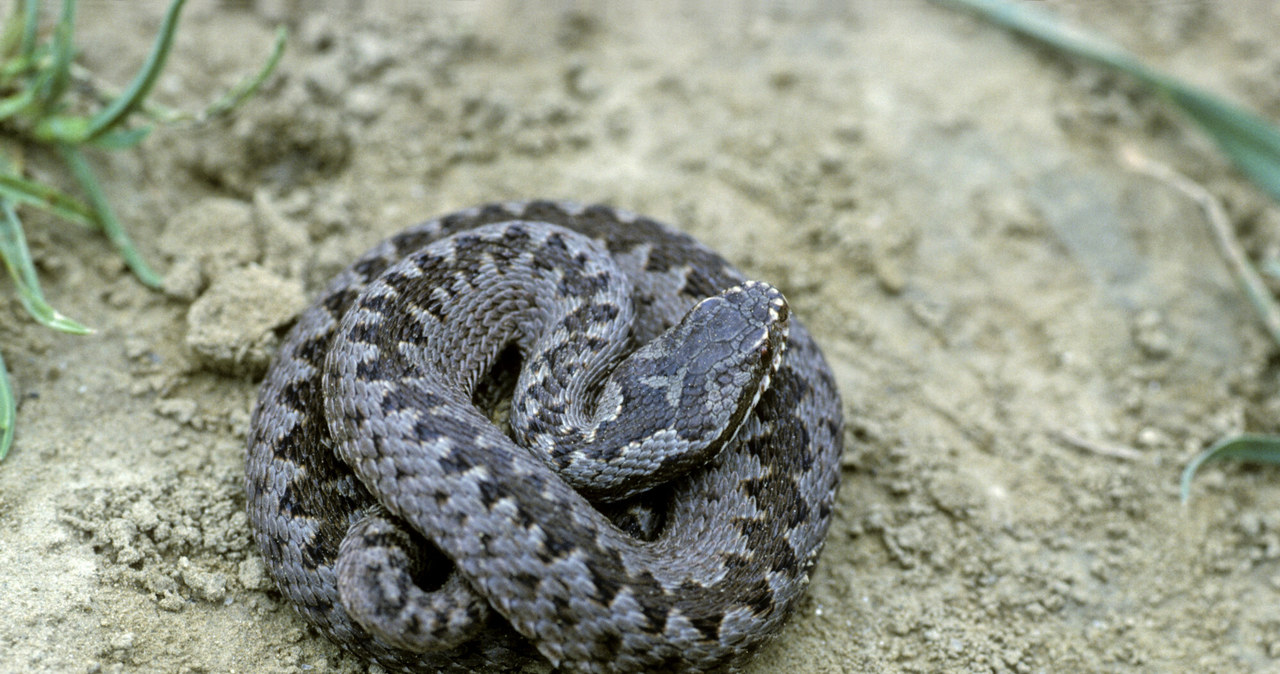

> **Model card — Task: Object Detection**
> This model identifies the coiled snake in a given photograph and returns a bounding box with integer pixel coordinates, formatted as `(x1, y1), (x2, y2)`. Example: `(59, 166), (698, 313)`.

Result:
(245, 201), (843, 672)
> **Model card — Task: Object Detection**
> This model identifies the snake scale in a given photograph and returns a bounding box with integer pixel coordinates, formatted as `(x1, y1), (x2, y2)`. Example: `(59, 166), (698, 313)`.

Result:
(245, 201), (843, 673)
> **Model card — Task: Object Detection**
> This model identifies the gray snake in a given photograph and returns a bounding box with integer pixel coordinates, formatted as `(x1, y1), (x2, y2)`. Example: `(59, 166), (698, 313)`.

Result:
(244, 201), (843, 672)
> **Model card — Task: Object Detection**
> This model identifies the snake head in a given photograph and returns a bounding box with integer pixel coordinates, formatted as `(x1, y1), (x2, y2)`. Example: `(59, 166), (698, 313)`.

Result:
(664, 280), (790, 448)
(701, 280), (790, 414)
(546, 279), (792, 501)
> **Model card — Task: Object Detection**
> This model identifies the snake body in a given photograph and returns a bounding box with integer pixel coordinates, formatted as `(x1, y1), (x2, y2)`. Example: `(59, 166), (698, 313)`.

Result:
(245, 201), (843, 672)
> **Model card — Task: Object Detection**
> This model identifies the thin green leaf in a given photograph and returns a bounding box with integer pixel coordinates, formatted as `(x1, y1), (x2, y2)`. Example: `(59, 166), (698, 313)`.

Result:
(1181, 434), (1280, 503)
(35, 0), (77, 114)
(933, 0), (1136, 70)
(0, 0), (42, 66)
(81, 0), (187, 142)
(18, 0), (39, 61)
(88, 125), (152, 150)
(58, 145), (161, 287)
(0, 0), (38, 80)
(0, 171), (96, 226)
(0, 198), (92, 334)
(1, 1), (25, 59)
(199, 25), (286, 121)
(0, 84), (37, 121)
(1157, 85), (1280, 203)
(32, 113), (89, 143)
(0, 53), (32, 81)
(0, 349), (13, 461)
(137, 26), (287, 126)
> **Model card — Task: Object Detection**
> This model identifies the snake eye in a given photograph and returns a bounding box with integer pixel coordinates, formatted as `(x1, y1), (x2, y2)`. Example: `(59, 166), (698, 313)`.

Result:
(760, 338), (773, 366)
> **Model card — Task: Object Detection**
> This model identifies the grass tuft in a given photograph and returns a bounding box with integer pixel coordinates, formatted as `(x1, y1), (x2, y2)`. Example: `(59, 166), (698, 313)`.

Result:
(0, 0), (285, 461)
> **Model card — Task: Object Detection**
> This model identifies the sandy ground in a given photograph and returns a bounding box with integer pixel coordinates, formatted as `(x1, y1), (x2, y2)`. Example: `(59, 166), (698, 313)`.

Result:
(3, 1), (1280, 672)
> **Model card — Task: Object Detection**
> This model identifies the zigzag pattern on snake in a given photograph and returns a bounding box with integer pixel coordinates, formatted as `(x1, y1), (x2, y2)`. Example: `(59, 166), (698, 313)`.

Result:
(244, 201), (843, 673)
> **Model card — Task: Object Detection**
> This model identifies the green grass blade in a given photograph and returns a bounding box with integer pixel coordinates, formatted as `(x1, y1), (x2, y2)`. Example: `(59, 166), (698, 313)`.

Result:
(0, 349), (13, 461)
(0, 171), (96, 226)
(933, 0), (1280, 205)
(31, 113), (89, 143)
(0, 0), (39, 77)
(34, 0), (76, 115)
(80, 0), (187, 143)
(0, 84), (37, 121)
(933, 0), (1139, 71)
(1156, 85), (1280, 202)
(87, 125), (152, 150)
(1180, 434), (1280, 503)
(200, 25), (286, 120)
(1, 1), (25, 58)
(140, 25), (287, 125)
(58, 145), (161, 287)
(17, 0), (39, 60)
(0, 198), (92, 334)
(0, 194), (90, 460)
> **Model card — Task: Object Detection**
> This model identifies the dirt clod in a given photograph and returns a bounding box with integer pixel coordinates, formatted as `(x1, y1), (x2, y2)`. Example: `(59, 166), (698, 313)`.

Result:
(185, 265), (305, 377)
